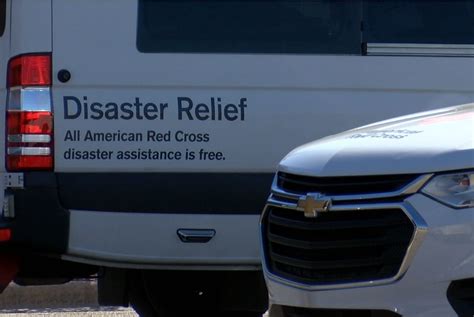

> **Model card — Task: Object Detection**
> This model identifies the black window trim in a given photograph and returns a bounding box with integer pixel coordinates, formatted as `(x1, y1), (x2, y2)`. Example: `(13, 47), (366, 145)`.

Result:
(0, 0), (6, 37)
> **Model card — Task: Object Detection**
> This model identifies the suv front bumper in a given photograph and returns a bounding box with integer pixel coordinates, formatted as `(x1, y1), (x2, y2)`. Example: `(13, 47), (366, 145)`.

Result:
(264, 194), (474, 317)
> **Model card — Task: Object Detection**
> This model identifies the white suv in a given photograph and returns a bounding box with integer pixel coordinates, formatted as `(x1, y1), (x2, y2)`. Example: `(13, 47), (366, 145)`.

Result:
(262, 105), (474, 317)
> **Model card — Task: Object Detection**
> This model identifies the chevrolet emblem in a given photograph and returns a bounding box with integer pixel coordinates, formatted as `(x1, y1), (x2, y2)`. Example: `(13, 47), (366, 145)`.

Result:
(297, 193), (332, 218)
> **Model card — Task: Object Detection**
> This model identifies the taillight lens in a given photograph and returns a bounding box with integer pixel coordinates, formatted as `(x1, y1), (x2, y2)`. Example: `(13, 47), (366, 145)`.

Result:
(6, 110), (53, 171)
(7, 54), (52, 88)
(7, 156), (53, 171)
(7, 111), (53, 134)
(6, 53), (53, 171)
(0, 229), (11, 242)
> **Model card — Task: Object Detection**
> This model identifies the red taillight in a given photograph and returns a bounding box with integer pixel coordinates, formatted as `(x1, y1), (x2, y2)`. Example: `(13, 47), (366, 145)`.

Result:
(7, 54), (51, 88)
(7, 156), (53, 171)
(7, 111), (53, 134)
(0, 229), (11, 242)
(6, 53), (53, 171)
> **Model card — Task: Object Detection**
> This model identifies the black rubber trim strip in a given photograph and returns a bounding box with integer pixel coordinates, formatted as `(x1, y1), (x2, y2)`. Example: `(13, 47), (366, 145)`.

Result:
(55, 173), (274, 214)
(11, 187), (69, 253)
(0, 217), (12, 230)
(0, 173), (68, 255)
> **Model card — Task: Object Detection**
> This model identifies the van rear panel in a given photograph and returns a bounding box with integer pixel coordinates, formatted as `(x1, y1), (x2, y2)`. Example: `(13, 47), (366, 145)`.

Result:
(11, 0), (51, 56)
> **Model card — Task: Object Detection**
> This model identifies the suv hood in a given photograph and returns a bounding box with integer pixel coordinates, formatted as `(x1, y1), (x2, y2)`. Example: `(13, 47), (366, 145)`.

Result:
(279, 104), (474, 176)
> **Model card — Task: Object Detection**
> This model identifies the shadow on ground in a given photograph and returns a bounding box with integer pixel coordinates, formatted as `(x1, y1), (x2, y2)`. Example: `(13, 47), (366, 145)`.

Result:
(0, 280), (98, 310)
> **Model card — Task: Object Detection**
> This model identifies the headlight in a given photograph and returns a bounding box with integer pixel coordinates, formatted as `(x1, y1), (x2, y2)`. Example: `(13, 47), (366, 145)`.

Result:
(422, 171), (474, 208)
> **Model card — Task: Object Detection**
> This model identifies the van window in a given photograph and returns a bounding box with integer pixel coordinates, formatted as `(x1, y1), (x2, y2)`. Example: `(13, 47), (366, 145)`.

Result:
(0, 0), (5, 37)
(364, 0), (474, 44)
(137, 0), (361, 54)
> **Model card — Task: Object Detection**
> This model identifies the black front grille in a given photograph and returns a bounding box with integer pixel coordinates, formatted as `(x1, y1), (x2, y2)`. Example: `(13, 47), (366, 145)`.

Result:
(447, 279), (474, 317)
(278, 172), (420, 196)
(263, 207), (415, 285)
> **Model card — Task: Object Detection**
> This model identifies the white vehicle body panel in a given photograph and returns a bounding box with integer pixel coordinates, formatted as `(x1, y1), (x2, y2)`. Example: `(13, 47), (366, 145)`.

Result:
(10, 0), (51, 56)
(67, 211), (261, 269)
(52, 0), (474, 174)
(279, 104), (474, 176)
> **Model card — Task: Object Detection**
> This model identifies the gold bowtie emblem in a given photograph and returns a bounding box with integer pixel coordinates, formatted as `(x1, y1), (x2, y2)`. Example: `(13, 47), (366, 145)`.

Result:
(297, 193), (332, 218)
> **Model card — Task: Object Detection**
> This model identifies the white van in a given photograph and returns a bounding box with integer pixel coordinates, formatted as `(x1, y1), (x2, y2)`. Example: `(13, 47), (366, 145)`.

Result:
(0, 1), (473, 316)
